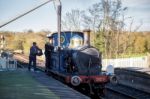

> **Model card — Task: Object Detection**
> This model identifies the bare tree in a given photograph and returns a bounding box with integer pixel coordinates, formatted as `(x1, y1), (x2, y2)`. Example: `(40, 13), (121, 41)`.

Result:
(82, 3), (103, 32)
(62, 0), (144, 58)
(100, 0), (128, 58)
(62, 9), (84, 31)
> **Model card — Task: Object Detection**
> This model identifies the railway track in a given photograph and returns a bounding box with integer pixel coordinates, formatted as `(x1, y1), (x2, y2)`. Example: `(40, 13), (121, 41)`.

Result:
(13, 54), (45, 68)
(105, 83), (150, 99)
(13, 54), (150, 99)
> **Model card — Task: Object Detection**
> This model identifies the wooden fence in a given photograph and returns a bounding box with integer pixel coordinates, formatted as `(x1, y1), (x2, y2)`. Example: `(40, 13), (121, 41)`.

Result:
(102, 56), (150, 70)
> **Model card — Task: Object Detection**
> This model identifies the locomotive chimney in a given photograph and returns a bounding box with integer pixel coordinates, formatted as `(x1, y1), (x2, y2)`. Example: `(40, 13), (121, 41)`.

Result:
(83, 29), (91, 46)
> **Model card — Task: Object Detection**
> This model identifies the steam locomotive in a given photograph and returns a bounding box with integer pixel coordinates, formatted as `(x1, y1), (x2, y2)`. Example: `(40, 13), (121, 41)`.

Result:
(45, 30), (109, 97)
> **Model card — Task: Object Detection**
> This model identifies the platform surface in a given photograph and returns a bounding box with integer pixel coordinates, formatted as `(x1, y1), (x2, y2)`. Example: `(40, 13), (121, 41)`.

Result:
(0, 69), (89, 99)
(116, 67), (150, 75)
(114, 67), (150, 94)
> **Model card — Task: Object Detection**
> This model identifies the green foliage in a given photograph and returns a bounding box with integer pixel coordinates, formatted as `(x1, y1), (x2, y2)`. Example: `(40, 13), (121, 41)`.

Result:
(92, 30), (150, 58)
(145, 33), (150, 52)
(134, 36), (146, 53)
(92, 31), (105, 53)
(0, 31), (47, 55)
(0, 31), (149, 58)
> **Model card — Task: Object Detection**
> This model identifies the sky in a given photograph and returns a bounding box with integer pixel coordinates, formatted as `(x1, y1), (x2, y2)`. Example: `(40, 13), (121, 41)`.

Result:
(0, 0), (150, 32)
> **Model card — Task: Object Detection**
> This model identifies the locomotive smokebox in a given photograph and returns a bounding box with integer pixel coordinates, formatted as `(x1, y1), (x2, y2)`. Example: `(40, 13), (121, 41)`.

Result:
(83, 29), (91, 46)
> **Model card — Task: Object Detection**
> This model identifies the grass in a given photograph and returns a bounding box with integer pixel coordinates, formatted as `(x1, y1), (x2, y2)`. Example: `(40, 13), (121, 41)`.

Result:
(0, 70), (59, 99)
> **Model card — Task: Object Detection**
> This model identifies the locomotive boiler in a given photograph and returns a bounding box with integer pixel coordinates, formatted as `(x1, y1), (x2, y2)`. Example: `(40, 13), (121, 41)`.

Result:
(45, 30), (109, 97)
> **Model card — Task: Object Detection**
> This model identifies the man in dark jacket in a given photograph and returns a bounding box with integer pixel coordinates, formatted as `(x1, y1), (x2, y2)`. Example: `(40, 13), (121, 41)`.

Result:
(28, 42), (39, 71)
(45, 34), (54, 72)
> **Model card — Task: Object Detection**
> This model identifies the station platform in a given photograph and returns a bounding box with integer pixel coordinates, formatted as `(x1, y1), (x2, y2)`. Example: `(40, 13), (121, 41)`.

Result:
(0, 69), (89, 99)
(114, 67), (150, 94)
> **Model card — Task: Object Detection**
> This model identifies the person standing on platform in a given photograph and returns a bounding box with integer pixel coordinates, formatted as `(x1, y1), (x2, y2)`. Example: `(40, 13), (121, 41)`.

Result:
(45, 34), (54, 72)
(28, 42), (39, 71)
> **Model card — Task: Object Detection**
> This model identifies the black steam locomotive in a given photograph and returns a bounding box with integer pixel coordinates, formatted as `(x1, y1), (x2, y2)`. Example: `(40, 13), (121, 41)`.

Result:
(45, 30), (109, 97)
